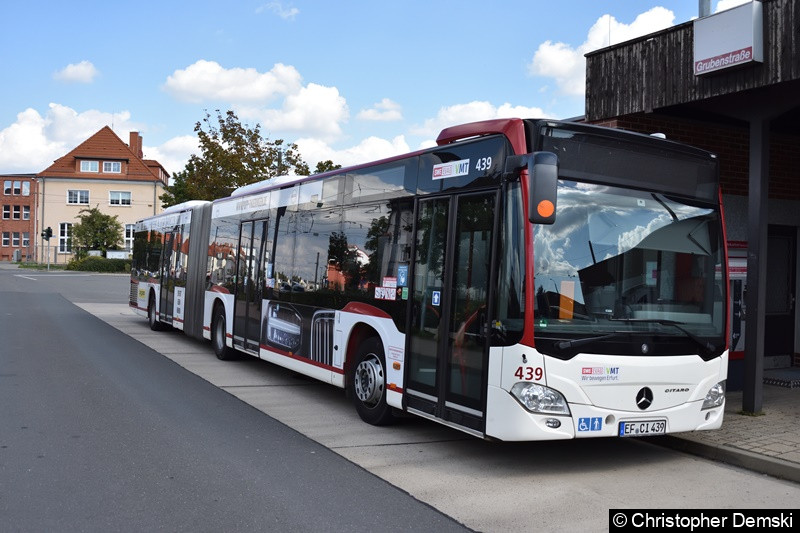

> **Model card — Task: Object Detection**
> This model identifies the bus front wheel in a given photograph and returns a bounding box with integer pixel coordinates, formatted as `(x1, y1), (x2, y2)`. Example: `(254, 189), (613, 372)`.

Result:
(350, 337), (395, 426)
(212, 305), (235, 360)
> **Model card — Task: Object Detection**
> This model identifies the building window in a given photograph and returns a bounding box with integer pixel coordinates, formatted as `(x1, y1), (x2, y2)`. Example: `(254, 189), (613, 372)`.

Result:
(23, 206), (30, 220)
(1, 232), (8, 246)
(103, 161), (122, 173)
(1, 205), (8, 219)
(80, 160), (99, 173)
(59, 223), (72, 253)
(3, 181), (10, 195)
(125, 224), (135, 251)
(110, 191), (132, 206)
(22, 181), (30, 196)
(67, 190), (90, 205)
(13, 181), (21, 195)
(22, 232), (29, 247)
(12, 232), (20, 247)
(12, 205), (20, 219)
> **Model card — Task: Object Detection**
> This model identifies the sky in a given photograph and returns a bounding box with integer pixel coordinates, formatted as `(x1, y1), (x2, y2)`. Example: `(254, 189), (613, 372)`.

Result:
(0, 0), (748, 178)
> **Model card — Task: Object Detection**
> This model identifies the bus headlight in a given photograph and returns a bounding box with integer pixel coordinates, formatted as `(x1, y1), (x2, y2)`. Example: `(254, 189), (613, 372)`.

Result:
(701, 380), (726, 410)
(511, 382), (570, 415)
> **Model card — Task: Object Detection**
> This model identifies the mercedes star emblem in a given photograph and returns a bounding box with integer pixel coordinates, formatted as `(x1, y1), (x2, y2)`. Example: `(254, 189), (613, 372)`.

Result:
(636, 387), (653, 410)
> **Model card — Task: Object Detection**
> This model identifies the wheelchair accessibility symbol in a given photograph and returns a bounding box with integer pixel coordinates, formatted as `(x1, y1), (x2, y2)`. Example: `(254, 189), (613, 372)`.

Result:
(578, 417), (603, 432)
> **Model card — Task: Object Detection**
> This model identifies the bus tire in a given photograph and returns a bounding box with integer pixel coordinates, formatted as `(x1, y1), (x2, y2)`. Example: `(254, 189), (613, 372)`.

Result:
(148, 293), (164, 331)
(350, 337), (395, 426)
(212, 305), (235, 360)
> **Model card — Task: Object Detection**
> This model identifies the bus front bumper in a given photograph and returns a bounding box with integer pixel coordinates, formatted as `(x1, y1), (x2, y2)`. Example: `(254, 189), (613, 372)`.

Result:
(484, 384), (724, 441)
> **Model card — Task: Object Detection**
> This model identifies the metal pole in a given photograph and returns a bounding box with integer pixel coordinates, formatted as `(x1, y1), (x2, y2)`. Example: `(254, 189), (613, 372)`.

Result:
(314, 251), (320, 289)
(742, 117), (769, 414)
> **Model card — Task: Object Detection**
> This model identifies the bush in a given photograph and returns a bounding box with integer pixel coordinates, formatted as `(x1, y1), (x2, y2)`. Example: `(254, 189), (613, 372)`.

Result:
(66, 256), (130, 273)
(17, 262), (66, 271)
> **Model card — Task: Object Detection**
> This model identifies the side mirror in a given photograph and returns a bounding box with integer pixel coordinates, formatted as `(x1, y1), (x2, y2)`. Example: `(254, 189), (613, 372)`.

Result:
(528, 152), (558, 224)
(506, 151), (559, 224)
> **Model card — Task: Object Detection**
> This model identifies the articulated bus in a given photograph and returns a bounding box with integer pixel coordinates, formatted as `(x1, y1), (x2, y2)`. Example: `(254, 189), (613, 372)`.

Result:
(130, 118), (728, 440)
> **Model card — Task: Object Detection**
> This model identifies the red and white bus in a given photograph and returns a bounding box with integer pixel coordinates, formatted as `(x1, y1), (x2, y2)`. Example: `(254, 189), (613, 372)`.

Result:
(131, 118), (728, 440)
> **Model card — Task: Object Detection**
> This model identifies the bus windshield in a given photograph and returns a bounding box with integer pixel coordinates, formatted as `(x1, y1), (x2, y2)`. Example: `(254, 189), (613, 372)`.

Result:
(533, 180), (726, 359)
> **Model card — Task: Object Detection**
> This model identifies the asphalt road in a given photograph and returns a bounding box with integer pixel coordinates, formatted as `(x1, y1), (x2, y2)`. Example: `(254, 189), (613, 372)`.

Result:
(0, 270), (467, 532)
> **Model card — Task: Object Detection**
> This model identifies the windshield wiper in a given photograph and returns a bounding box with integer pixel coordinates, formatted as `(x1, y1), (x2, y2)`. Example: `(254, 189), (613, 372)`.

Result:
(611, 318), (717, 354)
(554, 332), (631, 350)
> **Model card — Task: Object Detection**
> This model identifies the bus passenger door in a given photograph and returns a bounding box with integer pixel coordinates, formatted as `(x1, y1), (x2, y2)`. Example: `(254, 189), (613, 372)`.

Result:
(234, 219), (267, 353)
(405, 191), (498, 436)
(159, 231), (176, 323)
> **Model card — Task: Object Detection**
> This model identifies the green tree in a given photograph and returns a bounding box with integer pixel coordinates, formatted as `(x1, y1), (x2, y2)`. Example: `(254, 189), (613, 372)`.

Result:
(159, 166), (193, 207)
(314, 160), (342, 174)
(363, 215), (389, 283)
(70, 206), (124, 259)
(161, 110), (311, 206)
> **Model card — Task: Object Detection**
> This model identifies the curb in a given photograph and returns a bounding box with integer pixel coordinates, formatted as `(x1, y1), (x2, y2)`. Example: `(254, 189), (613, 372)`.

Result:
(653, 435), (800, 484)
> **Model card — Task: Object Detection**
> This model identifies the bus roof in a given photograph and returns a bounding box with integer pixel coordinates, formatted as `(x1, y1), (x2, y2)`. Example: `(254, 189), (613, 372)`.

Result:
(161, 200), (211, 214)
(211, 119), (534, 204)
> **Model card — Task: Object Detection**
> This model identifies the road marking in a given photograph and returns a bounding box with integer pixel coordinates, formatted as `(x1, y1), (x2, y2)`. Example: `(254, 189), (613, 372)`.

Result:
(14, 273), (96, 279)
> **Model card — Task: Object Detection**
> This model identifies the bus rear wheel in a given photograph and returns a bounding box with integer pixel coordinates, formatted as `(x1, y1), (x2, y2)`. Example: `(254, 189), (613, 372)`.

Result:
(350, 337), (395, 426)
(212, 305), (235, 360)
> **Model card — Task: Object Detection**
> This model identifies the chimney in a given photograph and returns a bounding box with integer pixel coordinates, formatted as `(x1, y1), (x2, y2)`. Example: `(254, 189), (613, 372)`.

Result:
(699, 0), (711, 18)
(129, 131), (143, 159)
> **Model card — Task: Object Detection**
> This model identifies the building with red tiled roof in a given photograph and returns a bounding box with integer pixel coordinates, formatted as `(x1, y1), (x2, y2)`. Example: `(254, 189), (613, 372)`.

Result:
(36, 127), (169, 263)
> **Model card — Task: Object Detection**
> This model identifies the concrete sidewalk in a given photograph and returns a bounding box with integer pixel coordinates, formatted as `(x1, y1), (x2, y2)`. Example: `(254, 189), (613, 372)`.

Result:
(658, 383), (800, 483)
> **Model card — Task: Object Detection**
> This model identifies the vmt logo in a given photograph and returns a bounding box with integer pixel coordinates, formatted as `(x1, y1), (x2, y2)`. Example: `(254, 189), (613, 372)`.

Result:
(432, 159), (470, 180)
(454, 160), (470, 174)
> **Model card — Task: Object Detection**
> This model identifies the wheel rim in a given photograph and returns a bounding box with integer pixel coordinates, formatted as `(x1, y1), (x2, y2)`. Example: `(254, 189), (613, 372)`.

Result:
(354, 354), (384, 407)
(148, 299), (156, 326)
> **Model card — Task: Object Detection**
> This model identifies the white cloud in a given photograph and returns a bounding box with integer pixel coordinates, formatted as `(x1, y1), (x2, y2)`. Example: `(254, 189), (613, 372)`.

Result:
(357, 98), (403, 122)
(0, 104), (141, 173)
(53, 60), (99, 83)
(256, 2), (299, 20)
(164, 61), (349, 142)
(409, 101), (552, 139)
(141, 135), (199, 176)
(237, 83), (349, 141)
(43, 103), (142, 145)
(296, 135), (410, 170)
(163, 60), (302, 103)
(529, 7), (675, 97)
(0, 109), (64, 173)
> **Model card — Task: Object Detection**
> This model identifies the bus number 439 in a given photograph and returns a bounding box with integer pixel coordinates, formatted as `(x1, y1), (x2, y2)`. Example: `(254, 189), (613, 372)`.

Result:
(475, 157), (492, 171)
(514, 366), (543, 381)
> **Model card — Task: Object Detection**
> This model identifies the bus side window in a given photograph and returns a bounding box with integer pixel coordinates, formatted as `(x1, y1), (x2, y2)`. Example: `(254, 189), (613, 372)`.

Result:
(493, 183), (525, 345)
(291, 186), (331, 296)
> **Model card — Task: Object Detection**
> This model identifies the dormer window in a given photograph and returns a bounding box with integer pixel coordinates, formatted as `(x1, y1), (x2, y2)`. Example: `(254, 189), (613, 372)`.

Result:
(103, 161), (122, 173)
(80, 160), (99, 173)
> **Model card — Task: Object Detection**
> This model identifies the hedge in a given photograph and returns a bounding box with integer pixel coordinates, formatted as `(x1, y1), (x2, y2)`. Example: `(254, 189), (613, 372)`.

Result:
(66, 256), (131, 273)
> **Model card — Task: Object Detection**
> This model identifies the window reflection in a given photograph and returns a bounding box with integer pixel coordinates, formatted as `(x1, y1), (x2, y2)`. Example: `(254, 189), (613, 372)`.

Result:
(534, 181), (725, 343)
